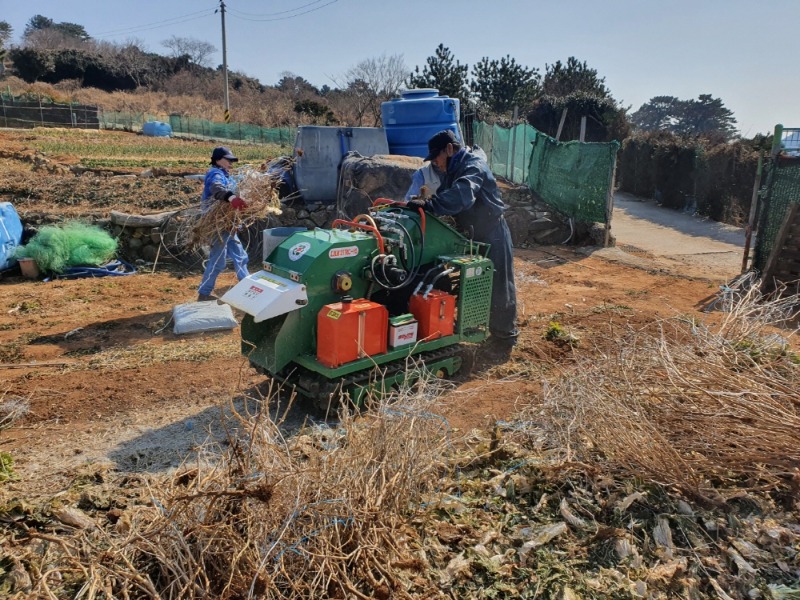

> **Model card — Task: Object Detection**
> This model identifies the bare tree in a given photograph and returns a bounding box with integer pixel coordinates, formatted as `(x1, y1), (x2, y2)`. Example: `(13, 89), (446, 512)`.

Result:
(326, 80), (372, 127)
(276, 71), (319, 96)
(334, 53), (407, 126)
(0, 21), (11, 46)
(24, 28), (85, 50)
(161, 35), (216, 68)
(23, 14), (91, 49)
(0, 21), (11, 76)
(114, 39), (154, 88)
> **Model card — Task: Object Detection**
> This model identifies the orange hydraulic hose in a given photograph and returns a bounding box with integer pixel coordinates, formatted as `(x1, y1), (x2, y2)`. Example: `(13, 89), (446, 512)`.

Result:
(353, 213), (378, 230)
(372, 197), (427, 236)
(372, 197), (397, 208)
(416, 206), (426, 236)
(331, 219), (386, 254)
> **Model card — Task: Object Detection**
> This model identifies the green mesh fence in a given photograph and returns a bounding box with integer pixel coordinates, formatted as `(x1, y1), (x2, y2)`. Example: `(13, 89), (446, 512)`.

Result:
(752, 156), (800, 273)
(168, 115), (295, 145)
(473, 123), (536, 184)
(98, 110), (295, 145)
(474, 121), (619, 223)
(1, 94), (100, 128)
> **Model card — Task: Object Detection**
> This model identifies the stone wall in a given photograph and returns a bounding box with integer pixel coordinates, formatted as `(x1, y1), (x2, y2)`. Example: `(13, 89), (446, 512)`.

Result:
(109, 191), (607, 269)
(108, 203), (339, 267)
(20, 156), (607, 272)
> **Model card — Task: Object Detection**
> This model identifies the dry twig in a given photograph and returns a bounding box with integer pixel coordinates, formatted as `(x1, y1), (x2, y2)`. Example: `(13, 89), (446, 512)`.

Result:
(16, 370), (455, 598)
(190, 165), (284, 249)
(524, 281), (800, 498)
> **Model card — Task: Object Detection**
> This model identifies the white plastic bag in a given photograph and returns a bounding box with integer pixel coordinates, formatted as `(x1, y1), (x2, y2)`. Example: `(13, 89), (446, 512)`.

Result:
(172, 301), (238, 335)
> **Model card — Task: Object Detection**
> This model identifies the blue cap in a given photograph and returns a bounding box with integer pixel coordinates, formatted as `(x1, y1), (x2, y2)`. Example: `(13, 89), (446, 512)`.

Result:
(211, 146), (238, 164)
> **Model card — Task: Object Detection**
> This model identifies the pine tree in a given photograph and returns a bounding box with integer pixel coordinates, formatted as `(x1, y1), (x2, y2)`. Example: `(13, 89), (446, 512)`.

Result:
(470, 55), (540, 116)
(408, 44), (470, 108)
(630, 96), (682, 131)
(632, 94), (738, 140)
(543, 57), (609, 99)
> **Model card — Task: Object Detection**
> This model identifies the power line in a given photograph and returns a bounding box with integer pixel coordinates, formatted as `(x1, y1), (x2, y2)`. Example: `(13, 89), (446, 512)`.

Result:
(93, 7), (216, 39)
(226, 0), (339, 22)
(225, 0), (328, 18)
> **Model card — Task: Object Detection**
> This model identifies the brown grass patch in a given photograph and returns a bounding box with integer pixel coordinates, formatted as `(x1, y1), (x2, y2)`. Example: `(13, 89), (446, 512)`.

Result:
(524, 282), (800, 500)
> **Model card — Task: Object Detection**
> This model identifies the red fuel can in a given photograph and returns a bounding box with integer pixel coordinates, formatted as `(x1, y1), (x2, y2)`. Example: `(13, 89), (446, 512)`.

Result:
(317, 298), (389, 368)
(409, 290), (456, 340)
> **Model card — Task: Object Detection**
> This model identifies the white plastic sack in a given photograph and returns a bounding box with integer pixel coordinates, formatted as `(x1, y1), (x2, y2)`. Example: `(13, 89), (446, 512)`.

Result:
(172, 301), (238, 335)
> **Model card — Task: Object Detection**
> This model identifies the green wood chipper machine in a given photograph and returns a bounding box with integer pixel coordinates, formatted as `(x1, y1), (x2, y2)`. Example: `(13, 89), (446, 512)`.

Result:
(221, 201), (493, 411)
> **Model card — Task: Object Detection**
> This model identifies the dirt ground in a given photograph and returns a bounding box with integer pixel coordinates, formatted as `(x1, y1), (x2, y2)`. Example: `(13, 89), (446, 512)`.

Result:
(0, 239), (726, 500)
(4, 128), (800, 600)
(0, 129), (750, 501)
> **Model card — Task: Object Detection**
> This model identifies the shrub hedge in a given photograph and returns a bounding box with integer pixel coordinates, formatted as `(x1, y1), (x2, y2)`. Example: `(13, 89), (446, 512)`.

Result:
(618, 131), (762, 225)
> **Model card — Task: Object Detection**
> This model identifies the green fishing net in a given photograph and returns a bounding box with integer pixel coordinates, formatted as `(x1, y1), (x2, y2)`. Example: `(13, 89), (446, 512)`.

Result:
(15, 223), (118, 273)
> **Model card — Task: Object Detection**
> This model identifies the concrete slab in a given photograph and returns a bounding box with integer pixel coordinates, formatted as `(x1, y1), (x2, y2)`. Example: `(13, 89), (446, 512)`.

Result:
(596, 192), (747, 282)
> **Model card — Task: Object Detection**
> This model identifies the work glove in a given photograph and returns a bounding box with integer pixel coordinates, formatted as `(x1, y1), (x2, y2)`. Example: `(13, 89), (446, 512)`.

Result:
(229, 196), (247, 210)
(406, 197), (427, 209)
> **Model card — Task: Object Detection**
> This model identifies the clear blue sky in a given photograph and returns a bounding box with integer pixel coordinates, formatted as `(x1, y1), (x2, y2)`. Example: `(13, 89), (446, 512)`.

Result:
(3, 0), (797, 136)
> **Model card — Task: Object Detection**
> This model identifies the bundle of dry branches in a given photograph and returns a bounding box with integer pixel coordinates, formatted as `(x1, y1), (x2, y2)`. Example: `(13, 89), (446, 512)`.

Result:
(28, 371), (455, 599)
(524, 283), (800, 498)
(190, 166), (284, 249)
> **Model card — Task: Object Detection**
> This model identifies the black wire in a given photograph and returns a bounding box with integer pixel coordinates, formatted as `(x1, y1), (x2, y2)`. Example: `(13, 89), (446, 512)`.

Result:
(366, 207), (430, 292)
(393, 220), (418, 279)
(227, 0), (339, 22)
(372, 246), (415, 292)
(226, 0), (328, 18)
(374, 215), (420, 291)
(380, 256), (391, 287)
(416, 264), (445, 294)
(94, 8), (214, 38)
(370, 255), (393, 289)
(383, 207), (424, 266)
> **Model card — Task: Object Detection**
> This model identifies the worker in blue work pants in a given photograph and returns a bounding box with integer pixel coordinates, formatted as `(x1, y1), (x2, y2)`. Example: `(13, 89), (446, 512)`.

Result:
(197, 146), (250, 302)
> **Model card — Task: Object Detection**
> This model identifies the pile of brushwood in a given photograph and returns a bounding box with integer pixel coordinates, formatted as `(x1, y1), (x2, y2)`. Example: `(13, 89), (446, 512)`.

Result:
(0, 285), (798, 599)
(189, 165), (285, 251)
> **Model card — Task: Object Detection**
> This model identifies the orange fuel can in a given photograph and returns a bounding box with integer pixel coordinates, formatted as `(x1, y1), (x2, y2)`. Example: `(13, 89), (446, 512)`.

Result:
(409, 290), (456, 340)
(317, 298), (389, 368)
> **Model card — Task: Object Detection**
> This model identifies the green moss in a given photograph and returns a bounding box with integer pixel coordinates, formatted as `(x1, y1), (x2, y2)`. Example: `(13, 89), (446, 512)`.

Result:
(0, 452), (16, 482)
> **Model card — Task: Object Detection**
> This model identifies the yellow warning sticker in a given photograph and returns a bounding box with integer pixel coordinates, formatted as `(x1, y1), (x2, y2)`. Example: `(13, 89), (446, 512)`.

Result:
(254, 274), (289, 290)
(327, 309), (342, 320)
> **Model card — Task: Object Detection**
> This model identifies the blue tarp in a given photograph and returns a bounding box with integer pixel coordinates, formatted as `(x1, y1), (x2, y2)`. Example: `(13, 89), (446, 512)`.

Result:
(0, 202), (23, 271)
(47, 260), (137, 280)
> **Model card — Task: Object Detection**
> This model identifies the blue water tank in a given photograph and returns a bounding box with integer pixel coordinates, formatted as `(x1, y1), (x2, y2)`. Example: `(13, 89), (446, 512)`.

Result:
(381, 89), (461, 158)
(142, 121), (173, 137)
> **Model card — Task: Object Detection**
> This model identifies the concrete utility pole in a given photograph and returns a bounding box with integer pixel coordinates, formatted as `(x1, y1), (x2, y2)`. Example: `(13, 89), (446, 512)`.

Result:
(219, 0), (230, 122)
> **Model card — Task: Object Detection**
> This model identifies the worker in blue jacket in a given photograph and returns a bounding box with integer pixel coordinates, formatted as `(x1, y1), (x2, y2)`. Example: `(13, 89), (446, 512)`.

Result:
(409, 129), (518, 345)
(197, 146), (249, 302)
